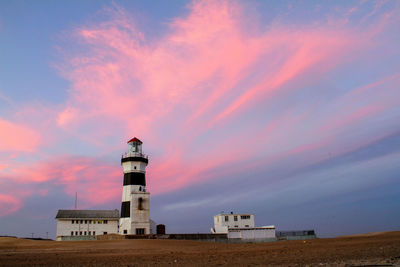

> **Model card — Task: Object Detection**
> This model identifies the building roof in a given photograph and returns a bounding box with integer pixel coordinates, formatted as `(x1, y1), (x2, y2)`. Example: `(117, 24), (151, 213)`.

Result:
(55, 209), (120, 219)
(215, 213), (254, 216)
(127, 137), (142, 144)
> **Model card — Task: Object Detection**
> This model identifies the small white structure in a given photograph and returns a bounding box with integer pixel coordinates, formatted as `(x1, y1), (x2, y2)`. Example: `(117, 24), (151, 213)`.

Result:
(211, 213), (276, 241)
(55, 209), (119, 240)
(119, 137), (151, 235)
(211, 213), (255, 233)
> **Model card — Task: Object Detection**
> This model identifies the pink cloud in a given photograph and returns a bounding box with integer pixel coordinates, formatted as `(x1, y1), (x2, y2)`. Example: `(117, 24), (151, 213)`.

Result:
(0, 156), (121, 216)
(0, 118), (40, 152)
(49, 0), (399, 195)
(2, 1), (399, 216)
(24, 156), (121, 206)
(0, 194), (21, 216)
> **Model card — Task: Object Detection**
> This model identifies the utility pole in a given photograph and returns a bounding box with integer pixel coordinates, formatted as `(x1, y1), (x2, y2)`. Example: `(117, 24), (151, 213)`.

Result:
(75, 192), (77, 209)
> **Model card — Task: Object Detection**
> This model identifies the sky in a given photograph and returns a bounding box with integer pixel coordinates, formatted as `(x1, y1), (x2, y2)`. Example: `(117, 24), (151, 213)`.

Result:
(0, 0), (399, 239)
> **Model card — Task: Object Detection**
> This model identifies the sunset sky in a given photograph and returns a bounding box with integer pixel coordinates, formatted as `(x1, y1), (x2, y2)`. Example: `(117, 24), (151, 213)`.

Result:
(0, 0), (399, 239)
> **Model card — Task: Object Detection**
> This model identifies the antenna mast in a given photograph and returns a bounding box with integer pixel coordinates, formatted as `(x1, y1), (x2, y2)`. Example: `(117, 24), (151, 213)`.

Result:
(75, 192), (77, 209)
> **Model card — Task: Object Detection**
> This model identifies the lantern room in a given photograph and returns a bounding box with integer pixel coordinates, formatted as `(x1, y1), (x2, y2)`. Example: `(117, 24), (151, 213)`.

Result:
(127, 137), (143, 154)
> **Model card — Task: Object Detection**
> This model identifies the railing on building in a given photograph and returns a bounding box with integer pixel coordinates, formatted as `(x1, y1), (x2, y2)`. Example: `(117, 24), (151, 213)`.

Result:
(121, 152), (148, 159)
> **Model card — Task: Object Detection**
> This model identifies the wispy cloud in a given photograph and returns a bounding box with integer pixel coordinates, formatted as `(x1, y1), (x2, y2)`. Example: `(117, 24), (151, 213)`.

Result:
(0, 0), (399, 217)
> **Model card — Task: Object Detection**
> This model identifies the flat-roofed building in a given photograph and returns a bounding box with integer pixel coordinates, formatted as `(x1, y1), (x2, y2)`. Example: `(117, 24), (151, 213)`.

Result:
(55, 209), (119, 241)
(211, 213), (255, 233)
(211, 212), (276, 242)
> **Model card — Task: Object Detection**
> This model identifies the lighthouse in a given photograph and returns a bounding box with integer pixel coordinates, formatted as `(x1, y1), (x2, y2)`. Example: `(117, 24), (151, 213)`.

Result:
(119, 137), (150, 235)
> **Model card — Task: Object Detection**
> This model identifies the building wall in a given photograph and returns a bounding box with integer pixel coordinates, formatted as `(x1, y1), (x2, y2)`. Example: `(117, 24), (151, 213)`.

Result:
(228, 228), (276, 240)
(213, 214), (255, 233)
(56, 219), (118, 237)
(131, 191), (150, 234)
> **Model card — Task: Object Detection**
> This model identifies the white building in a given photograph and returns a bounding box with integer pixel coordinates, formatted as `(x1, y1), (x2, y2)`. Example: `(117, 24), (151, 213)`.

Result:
(55, 209), (119, 240)
(212, 213), (255, 233)
(211, 213), (276, 241)
(119, 137), (151, 235)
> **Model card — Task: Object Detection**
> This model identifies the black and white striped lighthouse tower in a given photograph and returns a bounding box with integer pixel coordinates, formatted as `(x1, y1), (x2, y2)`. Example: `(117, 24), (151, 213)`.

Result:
(119, 137), (150, 235)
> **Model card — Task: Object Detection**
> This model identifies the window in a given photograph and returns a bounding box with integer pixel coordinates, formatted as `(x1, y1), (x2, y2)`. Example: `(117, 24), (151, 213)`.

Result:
(134, 166), (137, 169)
(75, 231), (78, 235)
(121, 201), (130, 218)
(93, 220), (96, 224)
(89, 220), (92, 224)
(136, 228), (145, 235)
(79, 231), (82, 235)
(104, 220), (108, 224)
(245, 225), (249, 227)
(225, 216), (229, 222)
(80, 220), (83, 224)
(98, 220), (102, 224)
(93, 231), (96, 235)
(123, 230), (127, 234)
(234, 216), (238, 221)
(88, 231), (91, 235)
(240, 215), (251, 220)
(138, 198), (143, 210)
(234, 225), (238, 228)
(103, 232), (107, 235)
(72, 220), (74, 224)
(85, 220), (87, 224)
(71, 231), (74, 236)
(84, 231), (87, 235)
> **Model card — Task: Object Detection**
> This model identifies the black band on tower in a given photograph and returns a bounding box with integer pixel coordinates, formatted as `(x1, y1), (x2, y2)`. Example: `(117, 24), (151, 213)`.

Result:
(121, 201), (130, 218)
(123, 172), (146, 186)
(121, 157), (149, 164)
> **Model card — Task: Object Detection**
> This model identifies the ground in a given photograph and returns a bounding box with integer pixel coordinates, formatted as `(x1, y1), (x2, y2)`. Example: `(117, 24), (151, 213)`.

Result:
(0, 231), (399, 266)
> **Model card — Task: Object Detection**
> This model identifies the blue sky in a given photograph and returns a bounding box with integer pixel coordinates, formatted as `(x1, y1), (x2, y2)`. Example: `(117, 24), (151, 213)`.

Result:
(0, 0), (399, 239)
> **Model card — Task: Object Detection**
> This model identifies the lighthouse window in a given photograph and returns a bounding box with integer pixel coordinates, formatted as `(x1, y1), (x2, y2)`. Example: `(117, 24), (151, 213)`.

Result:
(134, 166), (137, 169)
(121, 201), (131, 217)
(138, 198), (143, 210)
(136, 228), (145, 235)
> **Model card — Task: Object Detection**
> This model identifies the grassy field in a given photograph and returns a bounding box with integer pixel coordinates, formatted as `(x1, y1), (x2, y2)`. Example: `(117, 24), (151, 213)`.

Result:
(1, 231), (399, 266)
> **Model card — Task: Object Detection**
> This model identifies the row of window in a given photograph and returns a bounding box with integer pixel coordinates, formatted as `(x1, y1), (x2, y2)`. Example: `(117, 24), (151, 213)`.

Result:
(71, 220), (108, 224)
(70, 231), (107, 236)
(121, 229), (145, 234)
(224, 215), (251, 222)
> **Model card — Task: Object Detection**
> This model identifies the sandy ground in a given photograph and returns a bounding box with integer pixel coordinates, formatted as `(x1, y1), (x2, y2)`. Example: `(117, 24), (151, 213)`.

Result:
(0, 231), (399, 266)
